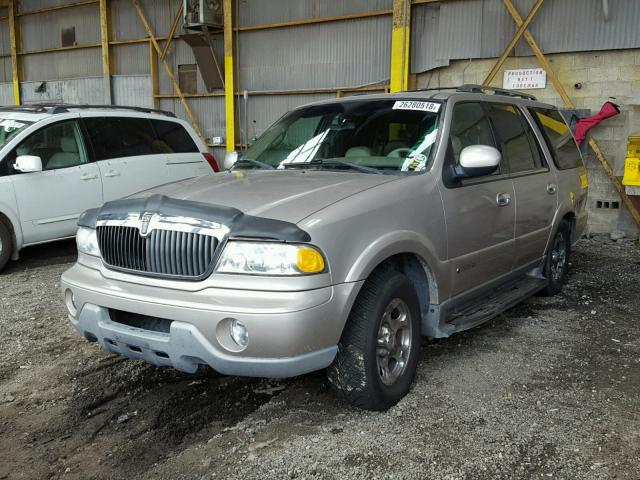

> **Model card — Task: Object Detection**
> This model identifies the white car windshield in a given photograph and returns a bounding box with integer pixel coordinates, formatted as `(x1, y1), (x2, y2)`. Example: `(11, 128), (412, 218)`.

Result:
(0, 118), (33, 150)
(239, 99), (442, 174)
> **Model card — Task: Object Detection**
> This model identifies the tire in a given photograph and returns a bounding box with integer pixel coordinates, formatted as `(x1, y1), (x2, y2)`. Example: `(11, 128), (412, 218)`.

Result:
(0, 220), (12, 273)
(539, 220), (571, 296)
(327, 268), (421, 411)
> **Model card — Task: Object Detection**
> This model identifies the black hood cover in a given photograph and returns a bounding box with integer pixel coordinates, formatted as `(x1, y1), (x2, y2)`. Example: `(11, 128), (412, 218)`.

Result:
(78, 194), (311, 243)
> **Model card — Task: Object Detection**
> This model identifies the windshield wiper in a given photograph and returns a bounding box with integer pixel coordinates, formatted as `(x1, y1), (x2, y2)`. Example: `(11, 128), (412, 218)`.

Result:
(232, 159), (275, 170)
(283, 158), (383, 175)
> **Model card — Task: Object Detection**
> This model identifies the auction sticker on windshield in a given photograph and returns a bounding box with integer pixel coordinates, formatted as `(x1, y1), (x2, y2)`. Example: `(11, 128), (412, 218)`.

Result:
(392, 101), (440, 112)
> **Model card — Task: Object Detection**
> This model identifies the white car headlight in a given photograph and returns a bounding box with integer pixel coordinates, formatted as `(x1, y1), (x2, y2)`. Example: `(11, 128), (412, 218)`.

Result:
(76, 227), (101, 257)
(216, 241), (326, 275)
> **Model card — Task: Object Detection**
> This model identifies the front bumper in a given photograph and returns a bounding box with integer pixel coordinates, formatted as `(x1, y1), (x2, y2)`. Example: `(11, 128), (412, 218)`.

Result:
(62, 261), (362, 378)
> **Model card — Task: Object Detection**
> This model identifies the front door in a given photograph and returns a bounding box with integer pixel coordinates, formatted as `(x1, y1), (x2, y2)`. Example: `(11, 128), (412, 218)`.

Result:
(439, 101), (516, 296)
(9, 119), (103, 244)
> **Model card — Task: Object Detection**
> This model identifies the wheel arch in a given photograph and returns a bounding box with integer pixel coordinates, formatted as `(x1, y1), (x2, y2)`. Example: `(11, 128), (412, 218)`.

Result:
(0, 208), (21, 258)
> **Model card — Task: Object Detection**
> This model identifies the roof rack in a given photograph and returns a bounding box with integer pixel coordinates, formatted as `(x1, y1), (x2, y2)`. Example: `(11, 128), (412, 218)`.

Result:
(456, 84), (537, 101)
(0, 103), (176, 117)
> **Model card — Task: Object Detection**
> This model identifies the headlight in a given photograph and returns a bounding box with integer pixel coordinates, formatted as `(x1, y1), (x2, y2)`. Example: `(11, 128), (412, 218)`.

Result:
(76, 227), (101, 257)
(216, 241), (326, 275)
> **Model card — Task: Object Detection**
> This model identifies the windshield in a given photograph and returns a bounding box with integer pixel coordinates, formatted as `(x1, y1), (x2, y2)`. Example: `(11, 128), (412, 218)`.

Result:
(240, 99), (442, 174)
(0, 118), (33, 150)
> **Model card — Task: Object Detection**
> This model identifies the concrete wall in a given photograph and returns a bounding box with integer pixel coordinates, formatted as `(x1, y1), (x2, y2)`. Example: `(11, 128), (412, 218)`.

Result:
(417, 49), (640, 235)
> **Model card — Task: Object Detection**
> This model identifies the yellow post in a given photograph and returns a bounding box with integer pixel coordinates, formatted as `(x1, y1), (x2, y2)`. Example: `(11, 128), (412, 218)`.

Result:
(149, 40), (159, 109)
(390, 0), (410, 93)
(8, 0), (20, 105)
(223, 0), (235, 152)
(99, 0), (112, 103)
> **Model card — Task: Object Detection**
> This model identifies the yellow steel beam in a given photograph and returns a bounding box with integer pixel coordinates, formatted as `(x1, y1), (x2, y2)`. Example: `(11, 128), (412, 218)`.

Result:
(150, 40), (159, 109)
(17, 0), (98, 16)
(160, 3), (183, 61)
(223, 0), (235, 152)
(131, 0), (205, 143)
(390, 0), (411, 93)
(482, 0), (544, 86)
(99, 0), (112, 103)
(8, 0), (20, 105)
(499, 0), (640, 228)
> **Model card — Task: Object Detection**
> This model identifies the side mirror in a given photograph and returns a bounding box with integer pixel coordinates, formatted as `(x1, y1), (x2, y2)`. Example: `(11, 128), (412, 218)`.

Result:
(456, 145), (501, 178)
(223, 151), (239, 170)
(14, 155), (43, 173)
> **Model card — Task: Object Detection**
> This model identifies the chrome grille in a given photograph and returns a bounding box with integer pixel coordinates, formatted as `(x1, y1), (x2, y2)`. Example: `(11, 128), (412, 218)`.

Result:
(97, 225), (218, 278)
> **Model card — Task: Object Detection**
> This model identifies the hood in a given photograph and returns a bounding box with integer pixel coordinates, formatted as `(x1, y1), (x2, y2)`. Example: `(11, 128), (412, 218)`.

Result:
(133, 170), (400, 223)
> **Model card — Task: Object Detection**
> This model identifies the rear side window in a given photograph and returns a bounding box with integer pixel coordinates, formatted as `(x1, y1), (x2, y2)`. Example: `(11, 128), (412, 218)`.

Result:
(529, 108), (583, 170)
(83, 117), (157, 160)
(487, 103), (544, 173)
(151, 120), (198, 153)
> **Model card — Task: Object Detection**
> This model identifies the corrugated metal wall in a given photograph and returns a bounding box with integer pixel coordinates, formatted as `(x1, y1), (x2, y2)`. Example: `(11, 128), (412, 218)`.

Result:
(1, 0), (639, 147)
(411, 0), (640, 73)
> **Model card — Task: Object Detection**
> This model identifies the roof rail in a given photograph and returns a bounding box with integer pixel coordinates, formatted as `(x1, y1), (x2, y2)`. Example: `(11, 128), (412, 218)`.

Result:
(456, 84), (537, 101)
(0, 103), (176, 117)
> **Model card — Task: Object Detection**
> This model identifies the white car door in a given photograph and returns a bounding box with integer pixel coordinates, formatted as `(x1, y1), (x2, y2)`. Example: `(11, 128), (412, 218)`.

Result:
(9, 119), (103, 244)
(82, 116), (169, 202)
(150, 118), (211, 181)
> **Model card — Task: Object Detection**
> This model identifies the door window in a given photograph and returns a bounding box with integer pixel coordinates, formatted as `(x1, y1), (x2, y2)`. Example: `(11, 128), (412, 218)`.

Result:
(83, 117), (157, 160)
(11, 120), (87, 171)
(487, 103), (544, 173)
(528, 108), (584, 170)
(448, 102), (497, 165)
(151, 120), (199, 153)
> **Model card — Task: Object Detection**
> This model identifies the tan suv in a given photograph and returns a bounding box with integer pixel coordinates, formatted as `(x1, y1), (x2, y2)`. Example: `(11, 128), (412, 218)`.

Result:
(61, 85), (588, 410)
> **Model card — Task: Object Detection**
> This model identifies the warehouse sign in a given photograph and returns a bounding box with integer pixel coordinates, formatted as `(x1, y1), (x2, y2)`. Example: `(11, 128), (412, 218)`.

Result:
(503, 68), (547, 90)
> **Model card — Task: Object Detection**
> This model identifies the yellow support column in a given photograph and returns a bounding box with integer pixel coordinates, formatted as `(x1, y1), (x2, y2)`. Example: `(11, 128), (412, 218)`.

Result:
(223, 0), (235, 152)
(99, 0), (112, 103)
(8, 0), (20, 105)
(390, 0), (410, 93)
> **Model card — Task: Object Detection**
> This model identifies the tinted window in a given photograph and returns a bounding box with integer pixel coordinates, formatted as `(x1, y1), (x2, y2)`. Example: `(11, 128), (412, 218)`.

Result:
(529, 107), (584, 170)
(151, 120), (198, 153)
(487, 103), (543, 173)
(84, 117), (157, 160)
(9, 120), (86, 171)
(448, 102), (497, 164)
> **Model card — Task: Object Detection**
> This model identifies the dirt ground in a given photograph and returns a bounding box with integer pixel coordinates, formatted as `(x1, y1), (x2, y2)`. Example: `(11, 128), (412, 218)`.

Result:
(0, 236), (638, 480)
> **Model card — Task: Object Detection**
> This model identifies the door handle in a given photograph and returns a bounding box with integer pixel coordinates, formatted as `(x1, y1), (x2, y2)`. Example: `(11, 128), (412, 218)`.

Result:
(496, 192), (511, 207)
(80, 173), (98, 181)
(547, 183), (558, 194)
(104, 170), (120, 178)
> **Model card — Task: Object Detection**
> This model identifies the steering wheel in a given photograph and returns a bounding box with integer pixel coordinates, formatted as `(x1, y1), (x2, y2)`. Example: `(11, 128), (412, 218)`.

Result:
(387, 147), (412, 158)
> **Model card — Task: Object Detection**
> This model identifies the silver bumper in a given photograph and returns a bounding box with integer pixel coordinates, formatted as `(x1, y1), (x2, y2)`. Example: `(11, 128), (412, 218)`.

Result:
(61, 262), (362, 378)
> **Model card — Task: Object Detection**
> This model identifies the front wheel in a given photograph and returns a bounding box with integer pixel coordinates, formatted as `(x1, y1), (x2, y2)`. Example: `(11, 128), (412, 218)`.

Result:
(539, 220), (571, 296)
(327, 269), (421, 410)
(0, 221), (12, 273)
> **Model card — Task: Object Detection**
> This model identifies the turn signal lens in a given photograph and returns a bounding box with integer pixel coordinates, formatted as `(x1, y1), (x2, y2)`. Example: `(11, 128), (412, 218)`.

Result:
(296, 248), (325, 273)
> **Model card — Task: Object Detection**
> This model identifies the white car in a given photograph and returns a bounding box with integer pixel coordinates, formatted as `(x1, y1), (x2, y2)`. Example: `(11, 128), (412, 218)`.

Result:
(0, 104), (218, 271)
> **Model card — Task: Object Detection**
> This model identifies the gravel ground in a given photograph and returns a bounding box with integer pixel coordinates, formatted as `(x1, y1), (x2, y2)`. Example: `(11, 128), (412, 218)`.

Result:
(0, 236), (638, 480)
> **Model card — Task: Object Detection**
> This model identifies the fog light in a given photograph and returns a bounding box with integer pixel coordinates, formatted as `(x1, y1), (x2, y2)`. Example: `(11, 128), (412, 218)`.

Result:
(229, 319), (249, 347)
(65, 289), (77, 316)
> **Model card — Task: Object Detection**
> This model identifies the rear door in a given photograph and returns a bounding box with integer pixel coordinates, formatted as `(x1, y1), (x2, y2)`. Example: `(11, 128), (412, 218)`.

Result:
(486, 103), (558, 268)
(151, 119), (210, 181)
(8, 118), (103, 244)
(82, 116), (168, 202)
(439, 101), (516, 296)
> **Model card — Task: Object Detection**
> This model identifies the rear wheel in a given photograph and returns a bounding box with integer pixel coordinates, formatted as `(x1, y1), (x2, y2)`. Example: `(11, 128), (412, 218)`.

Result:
(0, 221), (12, 273)
(327, 268), (421, 410)
(540, 220), (571, 296)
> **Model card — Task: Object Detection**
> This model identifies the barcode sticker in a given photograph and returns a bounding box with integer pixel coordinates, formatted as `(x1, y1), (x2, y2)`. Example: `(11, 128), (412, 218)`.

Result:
(392, 101), (441, 112)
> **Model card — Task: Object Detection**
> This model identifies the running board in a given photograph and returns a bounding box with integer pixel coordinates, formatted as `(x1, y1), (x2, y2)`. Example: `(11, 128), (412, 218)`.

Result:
(446, 276), (547, 332)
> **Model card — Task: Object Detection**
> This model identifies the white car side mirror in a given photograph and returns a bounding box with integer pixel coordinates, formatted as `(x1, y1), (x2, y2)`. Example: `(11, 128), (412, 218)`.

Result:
(223, 151), (239, 170)
(14, 155), (43, 173)
(458, 145), (501, 177)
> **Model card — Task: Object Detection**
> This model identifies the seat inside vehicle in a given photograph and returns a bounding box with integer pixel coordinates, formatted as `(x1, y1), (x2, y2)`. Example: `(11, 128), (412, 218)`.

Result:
(47, 137), (80, 169)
